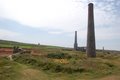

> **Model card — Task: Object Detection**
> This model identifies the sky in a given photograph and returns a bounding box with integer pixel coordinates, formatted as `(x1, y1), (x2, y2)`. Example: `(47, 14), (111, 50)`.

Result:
(0, 0), (120, 50)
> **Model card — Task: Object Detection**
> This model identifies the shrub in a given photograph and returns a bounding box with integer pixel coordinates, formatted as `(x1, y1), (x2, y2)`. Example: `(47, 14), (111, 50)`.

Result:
(105, 62), (114, 68)
(42, 62), (53, 70)
(25, 58), (37, 65)
(52, 65), (63, 72)
(47, 53), (69, 59)
(74, 67), (85, 73)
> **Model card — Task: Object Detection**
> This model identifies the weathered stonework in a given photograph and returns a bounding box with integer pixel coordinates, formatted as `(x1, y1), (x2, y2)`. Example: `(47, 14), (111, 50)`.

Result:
(86, 3), (96, 57)
(74, 31), (78, 50)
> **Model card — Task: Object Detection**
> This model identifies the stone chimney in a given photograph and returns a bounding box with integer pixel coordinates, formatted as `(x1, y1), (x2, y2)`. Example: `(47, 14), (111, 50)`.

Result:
(74, 31), (78, 50)
(86, 3), (96, 57)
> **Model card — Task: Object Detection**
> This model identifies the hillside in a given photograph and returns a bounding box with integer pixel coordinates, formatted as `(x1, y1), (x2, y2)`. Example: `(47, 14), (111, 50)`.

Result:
(0, 39), (120, 80)
(0, 39), (62, 49)
(0, 39), (36, 48)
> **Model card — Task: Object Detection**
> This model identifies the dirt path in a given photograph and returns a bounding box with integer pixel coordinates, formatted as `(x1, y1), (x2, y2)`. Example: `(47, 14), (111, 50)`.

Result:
(20, 68), (49, 80)
(15, 63), (49, 80)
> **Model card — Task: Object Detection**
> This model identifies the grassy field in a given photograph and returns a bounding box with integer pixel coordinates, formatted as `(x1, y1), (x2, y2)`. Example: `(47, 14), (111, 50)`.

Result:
(0, 40), (35, 48)
(0, 40), (120, 80)
(0, 39), (61, 49)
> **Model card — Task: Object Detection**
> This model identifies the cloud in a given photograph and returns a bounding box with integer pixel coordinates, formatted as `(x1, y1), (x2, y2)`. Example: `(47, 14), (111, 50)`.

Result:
(0, 29), (20, 39)
(94, 0), (120, 14)
(0, 0), (120, 50)
(0, 0), (118, 39)
(0, 0), (118, 32)
(96, 27), (120, 40)
(0, 0), (87, 31)
(48, 31), (63, 35)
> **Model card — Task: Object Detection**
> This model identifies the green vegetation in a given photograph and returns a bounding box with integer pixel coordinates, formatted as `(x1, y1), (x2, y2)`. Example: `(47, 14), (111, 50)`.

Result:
(0, 57), (22, 80)
(47, 52), (72, 59)
(0, 39), (61, 49)
(0, 40), (120, 80)
(0, 40), (35, 48)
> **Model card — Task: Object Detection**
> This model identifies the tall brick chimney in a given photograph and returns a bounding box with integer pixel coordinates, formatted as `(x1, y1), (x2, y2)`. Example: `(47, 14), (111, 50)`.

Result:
(86, 3), (96, 57)
(74, 31), (78, 50)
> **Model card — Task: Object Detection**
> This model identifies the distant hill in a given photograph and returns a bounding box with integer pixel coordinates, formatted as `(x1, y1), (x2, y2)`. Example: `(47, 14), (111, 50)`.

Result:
(0, 39), (119, 53)
(0, 39), (64, 49)
(0, 39), (37, 48)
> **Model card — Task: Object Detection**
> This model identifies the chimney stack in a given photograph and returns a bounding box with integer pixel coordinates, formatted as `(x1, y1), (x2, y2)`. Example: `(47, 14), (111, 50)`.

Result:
(86, 3), (96, 57)
(74, 31), (78, 50)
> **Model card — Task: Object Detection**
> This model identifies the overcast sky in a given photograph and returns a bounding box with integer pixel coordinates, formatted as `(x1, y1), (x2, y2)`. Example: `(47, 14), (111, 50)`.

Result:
(0, 0), (120, 50)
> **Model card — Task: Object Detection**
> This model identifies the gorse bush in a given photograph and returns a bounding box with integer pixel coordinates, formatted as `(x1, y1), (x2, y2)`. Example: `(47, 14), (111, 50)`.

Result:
(13, 53), (119, 75)
(47, 53), (71, 59)
(13, 54), (87, 73)
(104, 62), (115, 68)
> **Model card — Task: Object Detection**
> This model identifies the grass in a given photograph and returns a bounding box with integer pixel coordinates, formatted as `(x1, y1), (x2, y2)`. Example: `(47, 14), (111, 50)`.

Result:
(0, 57), (50, 80)
(1, 53), (120, 80)
(1, 52), (120, 80)
(12, 52), (120, 80)
(0, 39), (63, 49)
(0, 39), (120, 80)
(0, 57), (21, 80)
(0, 40), (35, 49)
